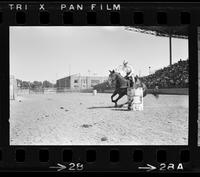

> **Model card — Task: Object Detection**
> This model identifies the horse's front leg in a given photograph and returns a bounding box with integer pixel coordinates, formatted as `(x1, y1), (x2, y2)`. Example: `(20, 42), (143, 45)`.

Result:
(113, 93), (126, 107)
(111, 90), (118, 103)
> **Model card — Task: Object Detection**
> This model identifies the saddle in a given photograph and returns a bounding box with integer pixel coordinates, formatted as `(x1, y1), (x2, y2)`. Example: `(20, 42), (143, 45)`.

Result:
(124, 76), (134, 88)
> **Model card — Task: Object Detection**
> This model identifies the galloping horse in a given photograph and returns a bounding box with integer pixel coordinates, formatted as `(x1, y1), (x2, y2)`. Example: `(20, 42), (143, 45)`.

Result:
(108, 70), (158, 107)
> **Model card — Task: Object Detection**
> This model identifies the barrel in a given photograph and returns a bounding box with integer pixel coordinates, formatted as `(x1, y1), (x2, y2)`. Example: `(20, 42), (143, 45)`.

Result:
(133, 87), (143, 111)
(93, 89), (97, 95)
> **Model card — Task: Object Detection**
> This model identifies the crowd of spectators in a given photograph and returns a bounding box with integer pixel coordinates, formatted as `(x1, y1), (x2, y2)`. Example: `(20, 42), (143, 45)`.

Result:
(141, 59), (189, 89)
(93, 59), (188, 92)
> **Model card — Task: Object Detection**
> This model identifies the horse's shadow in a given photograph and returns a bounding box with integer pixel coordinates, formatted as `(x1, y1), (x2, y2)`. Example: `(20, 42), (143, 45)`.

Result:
(87, 106), (115, 109)
(87, 104), (125, 110)
(111, 109), (130, 111)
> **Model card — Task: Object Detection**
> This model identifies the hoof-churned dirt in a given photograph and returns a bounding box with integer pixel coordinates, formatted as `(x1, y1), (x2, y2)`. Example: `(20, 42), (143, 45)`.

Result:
(10, 93), (188, 145)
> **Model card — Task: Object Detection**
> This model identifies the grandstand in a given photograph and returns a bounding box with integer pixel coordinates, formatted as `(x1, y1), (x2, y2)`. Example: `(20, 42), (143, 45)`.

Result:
(93, 59), (189, 92)
(141, 59), (188, 89)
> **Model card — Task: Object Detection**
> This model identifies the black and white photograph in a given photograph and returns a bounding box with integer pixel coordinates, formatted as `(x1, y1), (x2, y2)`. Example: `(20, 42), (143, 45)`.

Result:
(9, 26), (189, 145)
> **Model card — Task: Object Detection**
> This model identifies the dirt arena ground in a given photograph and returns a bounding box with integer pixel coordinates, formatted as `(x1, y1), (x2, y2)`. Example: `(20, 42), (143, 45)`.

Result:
(10, 92), (188, 145)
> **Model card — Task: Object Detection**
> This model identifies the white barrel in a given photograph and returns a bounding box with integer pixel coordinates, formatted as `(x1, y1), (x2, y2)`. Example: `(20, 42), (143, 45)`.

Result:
(127, 87), (134, 97)
(133, 87), (143, 111)
(93, 89), (97, 95)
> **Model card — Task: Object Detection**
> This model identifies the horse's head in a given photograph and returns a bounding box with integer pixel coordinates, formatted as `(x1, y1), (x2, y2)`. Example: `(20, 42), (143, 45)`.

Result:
(108, 69), (118, 86)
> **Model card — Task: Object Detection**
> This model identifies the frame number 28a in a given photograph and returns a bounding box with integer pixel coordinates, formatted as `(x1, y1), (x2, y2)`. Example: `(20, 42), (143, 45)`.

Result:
(159, 163), (184, 171)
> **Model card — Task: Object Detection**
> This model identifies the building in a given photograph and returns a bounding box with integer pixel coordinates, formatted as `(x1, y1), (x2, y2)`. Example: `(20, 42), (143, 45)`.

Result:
(56, 74), (108, 90)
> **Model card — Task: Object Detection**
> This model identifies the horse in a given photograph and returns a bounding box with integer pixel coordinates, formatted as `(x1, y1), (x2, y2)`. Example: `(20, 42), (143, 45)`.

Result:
(108, 70), (158, 107)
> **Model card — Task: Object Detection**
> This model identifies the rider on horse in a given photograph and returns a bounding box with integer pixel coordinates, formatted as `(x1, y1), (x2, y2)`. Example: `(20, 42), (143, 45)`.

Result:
(115, 60), (135, 87)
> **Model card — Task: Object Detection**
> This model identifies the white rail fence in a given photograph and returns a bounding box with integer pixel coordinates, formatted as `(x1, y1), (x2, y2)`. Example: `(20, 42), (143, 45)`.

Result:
(10, 87), (95, 99)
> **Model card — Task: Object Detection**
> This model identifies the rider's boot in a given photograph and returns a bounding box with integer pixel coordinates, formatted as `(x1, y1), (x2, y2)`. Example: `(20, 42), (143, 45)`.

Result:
(128, 105), (133, 110)
(127, 99), (133, 110)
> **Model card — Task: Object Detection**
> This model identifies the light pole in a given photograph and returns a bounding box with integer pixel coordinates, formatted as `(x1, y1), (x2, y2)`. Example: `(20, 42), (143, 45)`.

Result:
(68, 64), (71, 76)
(169, 32), (172, 66)
(88, 70), (91, 88)
(148, 66), (151, 75)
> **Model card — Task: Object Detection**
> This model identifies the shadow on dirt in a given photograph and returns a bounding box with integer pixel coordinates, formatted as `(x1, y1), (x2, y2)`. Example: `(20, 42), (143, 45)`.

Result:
(81, 124), (93, 128)
(101, 136), (108, 141)
(111, 109), (130, 111)
(88, 106), (114, 109)
(88, 104), (125, 109)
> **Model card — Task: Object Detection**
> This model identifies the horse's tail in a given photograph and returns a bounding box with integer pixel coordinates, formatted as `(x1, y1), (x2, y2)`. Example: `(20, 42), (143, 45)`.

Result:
(151, 89), (159, 99)
(142, 83), (159, 99)
(149, 87), (159, 99)
(142, 83), (148, 97)
(143, 86), (147, 97)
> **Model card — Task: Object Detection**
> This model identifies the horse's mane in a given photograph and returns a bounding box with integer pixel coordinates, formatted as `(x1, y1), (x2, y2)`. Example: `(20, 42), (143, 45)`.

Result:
(114, 72), (126, 80)
(112, 72), (128, 88)
(115, 72), (143, 87)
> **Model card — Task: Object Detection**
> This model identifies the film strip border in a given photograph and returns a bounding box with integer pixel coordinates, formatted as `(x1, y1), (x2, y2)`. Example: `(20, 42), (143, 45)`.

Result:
(0, 3), (196, 25)
(0, 1), (199, 172)
(0, 147), (193, 172)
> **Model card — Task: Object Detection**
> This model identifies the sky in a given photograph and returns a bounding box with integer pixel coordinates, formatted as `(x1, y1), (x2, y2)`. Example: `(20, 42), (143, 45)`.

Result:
(10, 26), (188, 83)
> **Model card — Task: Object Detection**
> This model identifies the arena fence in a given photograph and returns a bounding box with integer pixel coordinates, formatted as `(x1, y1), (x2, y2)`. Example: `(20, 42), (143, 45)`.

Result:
(12, 87), (188, 96)
(147, 88), (188, 95)
(96, 88), (189, 95)
(17, 88), (94, 95)
(56, 88), (93, 93)
(29, 88), (44, 94)
(17, 89), (30, 95)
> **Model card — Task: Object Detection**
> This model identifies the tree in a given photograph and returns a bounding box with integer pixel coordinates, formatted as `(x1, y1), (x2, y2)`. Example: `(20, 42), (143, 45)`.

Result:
(42, 80), (53, 88)
(16, 79), (22, 88)
(32, 81), (43, 88)
(21, 81), (30, 89)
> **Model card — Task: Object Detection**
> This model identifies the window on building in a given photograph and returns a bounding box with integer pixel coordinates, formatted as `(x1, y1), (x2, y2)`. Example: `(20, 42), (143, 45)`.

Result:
(74, 79), (78, 83)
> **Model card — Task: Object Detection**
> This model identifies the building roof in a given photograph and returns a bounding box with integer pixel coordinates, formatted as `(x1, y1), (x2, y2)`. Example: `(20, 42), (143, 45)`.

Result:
(56, 74), (107, 81)
(125, 26), (188, 39)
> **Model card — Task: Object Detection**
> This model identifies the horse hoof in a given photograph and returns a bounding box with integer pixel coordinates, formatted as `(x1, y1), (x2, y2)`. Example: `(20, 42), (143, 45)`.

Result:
(118, 104), (123, 108)
(128, 106), (133, 110)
